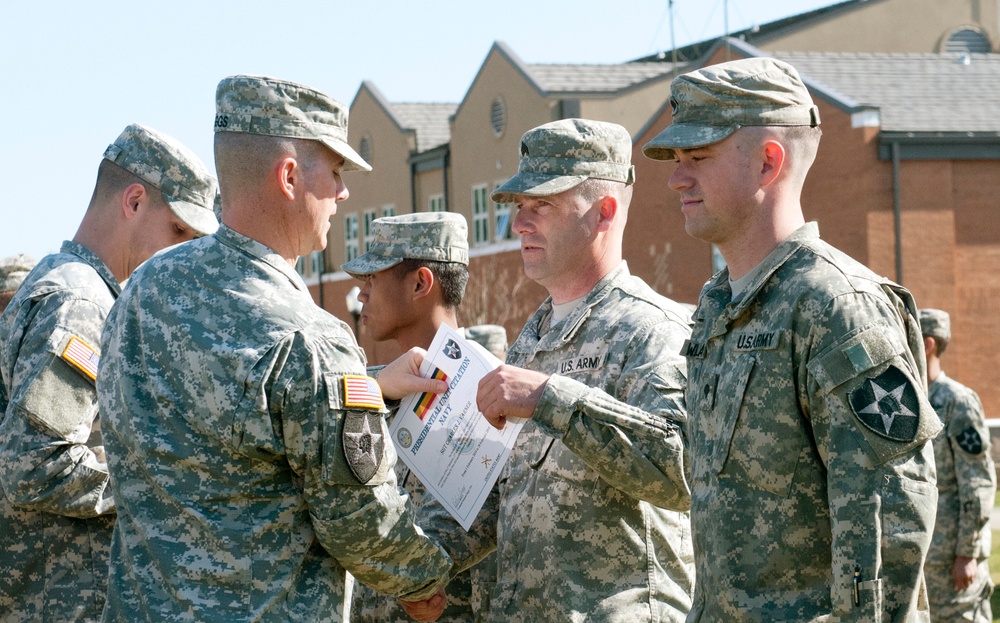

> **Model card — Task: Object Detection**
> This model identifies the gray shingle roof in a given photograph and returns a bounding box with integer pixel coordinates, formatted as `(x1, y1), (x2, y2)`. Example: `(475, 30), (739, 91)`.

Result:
(391, 103), (458, 152)
(527, 62), (676, 94)
(773, 51), (1000, 133)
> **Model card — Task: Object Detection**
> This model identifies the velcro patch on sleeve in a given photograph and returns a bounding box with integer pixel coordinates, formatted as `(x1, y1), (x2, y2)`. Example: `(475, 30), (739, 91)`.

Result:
(61, 336), (100, 382)
(342, 375), (385, 410)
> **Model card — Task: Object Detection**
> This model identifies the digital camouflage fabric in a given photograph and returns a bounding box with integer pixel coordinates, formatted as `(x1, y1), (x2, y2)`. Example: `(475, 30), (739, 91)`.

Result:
(341, 212), (469, 278)
(97, 226), (452, 623)
(0, 241), (120, 623)
(683, 222), (940, 622)
(925, 372), (995, 622)
(422, 263), (695, 622)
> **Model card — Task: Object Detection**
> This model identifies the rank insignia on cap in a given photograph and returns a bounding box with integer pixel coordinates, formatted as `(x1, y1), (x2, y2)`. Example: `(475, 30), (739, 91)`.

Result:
(343, 411), (384, 484)
(849, 366), (920, 442)
(956, 426), (984, 455)
(343, 375), (385, 410)
(61, 336), (100, 382)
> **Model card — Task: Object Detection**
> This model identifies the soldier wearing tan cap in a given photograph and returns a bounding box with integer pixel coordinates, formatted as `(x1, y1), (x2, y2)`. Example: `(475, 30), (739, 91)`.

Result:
(919, 308), (995, 622)
(98, 75), (453, 623)
(0, 123), (218, 623)
(644, 57), (939, 622)
(0, 254), (36, 313)
(417, 118), (694, 623)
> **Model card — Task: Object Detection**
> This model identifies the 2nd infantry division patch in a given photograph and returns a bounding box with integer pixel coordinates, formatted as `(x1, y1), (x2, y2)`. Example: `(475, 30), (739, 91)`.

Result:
(957, 426), (984, 455)
(343, 410), (384, 484)
(848, 365), (920, 442)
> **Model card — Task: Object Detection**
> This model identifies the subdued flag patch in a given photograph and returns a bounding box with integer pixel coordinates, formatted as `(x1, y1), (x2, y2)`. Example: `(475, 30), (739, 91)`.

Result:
(413, 367), (448, 420)
(343, 375), (385, 410)
(62, 336), (100, 382)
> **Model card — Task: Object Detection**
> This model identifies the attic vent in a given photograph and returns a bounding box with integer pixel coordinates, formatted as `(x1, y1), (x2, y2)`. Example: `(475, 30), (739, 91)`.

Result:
(944, 27), (991, 54)
(490, 97), (507, 137)
(359, 135), (373, 164)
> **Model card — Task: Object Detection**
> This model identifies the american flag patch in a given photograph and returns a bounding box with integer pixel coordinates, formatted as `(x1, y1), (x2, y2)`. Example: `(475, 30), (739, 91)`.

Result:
(413, 367), (448, 420)
(343, 375), (385, 410)
(62, 336), (100, 382)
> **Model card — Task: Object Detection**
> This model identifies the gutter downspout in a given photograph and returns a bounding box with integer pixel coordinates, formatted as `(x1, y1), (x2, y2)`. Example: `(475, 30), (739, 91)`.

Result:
(891, 140), (903, 284)
(443, 148), (451, 211)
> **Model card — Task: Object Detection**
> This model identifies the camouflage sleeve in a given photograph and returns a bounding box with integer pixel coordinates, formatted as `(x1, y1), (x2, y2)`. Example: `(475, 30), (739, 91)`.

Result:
(806, 291), (940, 621)
(0, 296), (113, 518)
(946, 388), (996, 559)
(277, 334), (452, 601)
(531, 317), (690, 511)
(416, 478), (499, 575)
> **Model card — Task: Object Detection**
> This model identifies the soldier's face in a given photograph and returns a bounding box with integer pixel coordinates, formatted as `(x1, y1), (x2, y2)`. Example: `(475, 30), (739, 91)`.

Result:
(130, 198), (197, 275)
(357, 267), (416, 342)
(297, 149), (348, 256)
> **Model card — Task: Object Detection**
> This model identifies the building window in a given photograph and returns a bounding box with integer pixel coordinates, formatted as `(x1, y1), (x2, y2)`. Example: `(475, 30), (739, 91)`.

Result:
(359, 135), (373, 164)
(344, 213), (359, 262)
(363, 209), (377, 252)
(490, 97), (507, 137)
(472, 185), (490, 245)
(309, 250), (324, 276)
(711, 244), (726, 275)
(944, 27), (991, 54)
(381, 204), (396, 218)
(493, 180), (513, 241)
(428, 194), (445, 212)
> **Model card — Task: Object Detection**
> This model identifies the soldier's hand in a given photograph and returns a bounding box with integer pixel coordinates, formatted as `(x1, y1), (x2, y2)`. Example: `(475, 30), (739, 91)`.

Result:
(952, 555), (977, 591)
(477, 364), (549, 430)
(398, 587), (447, 622)
(380, 348), (449, 400)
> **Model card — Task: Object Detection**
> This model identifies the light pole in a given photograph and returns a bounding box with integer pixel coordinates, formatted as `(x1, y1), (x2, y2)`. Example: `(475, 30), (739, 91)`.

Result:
(345, 286), (362, 336)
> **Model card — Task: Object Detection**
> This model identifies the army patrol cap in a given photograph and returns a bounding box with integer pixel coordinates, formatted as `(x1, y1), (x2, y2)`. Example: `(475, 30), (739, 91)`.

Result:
(341, 212), (469, 278)
(215, 74), (371, 172)
(643, 57), (820, 161)
(103, 123), (220, 236)
(919, 308), (951, 342)
(491, 118), (635, 204)
(464, 324), (508, 357)
(0, 253), (35, 292)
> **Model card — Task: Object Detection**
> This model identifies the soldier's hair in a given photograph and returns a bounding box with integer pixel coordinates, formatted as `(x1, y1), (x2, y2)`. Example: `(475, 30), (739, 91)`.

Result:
(927, 334), (949, 356)
(575, 178), (632, 206)
(739, 125), (822, 185)
(392, 258), (469, 310)
(88, 159), (168, 212)
(214, 132), (328, 189)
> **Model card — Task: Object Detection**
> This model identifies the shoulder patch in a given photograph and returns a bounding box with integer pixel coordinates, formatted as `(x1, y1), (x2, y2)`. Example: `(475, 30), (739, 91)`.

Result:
(343, 411), (385, 484)
(61, 336), (100, 382)
(342, 375), (385, 410)
(848, 365), (920, 442)
(956, 426), (984, 455)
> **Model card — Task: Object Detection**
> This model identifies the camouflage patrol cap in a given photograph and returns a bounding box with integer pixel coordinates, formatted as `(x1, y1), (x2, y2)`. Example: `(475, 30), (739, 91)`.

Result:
(215, 74), (371, 172)
(103, 123), (220, 236)
(0, 253), (35, 292)
(491, 118), (635, 204)
(464, 324), (508, 358)
(341, 212), (469, 278)
(919, 308), (951, 341)
(643, 57), (820, 161)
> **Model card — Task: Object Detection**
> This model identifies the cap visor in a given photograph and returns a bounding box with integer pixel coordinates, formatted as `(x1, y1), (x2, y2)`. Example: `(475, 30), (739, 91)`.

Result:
(321, 138), (372, 172)
(340, 254), (402, 278)
(642, 123), (738, 161)
(490, 172), (587, 204)
(169, 200), (220, 236)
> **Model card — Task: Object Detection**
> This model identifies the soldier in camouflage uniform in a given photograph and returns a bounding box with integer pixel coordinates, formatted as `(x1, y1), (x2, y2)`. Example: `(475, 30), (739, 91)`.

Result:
(643, 57), (941, 622)
(920, 309), (995, 622)
(342, 212), (499, 623)
(0, 254), (36, 312)
(0, 124), (219, 623)
(97, 75), (454, 623)
(419, 118), (695, 622)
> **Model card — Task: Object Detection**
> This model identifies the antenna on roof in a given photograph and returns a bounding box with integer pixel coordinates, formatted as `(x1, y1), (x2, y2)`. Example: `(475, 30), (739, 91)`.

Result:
(724, 0), (731, 61)
(669, 0), (678, 73)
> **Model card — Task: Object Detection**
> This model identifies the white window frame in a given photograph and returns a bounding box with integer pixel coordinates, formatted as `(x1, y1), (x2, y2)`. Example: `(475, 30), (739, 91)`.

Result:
(428, 194), (445, 213)
(363, 209), (377, 252)
(381, 204), (396, 218)
(492, 180), (513, 241)
(472, 184), (489, 246)
(344, 213), (359, 263)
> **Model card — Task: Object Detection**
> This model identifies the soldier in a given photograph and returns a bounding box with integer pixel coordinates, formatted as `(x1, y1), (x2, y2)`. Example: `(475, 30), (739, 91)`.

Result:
(0, 254), (35, 312)
(643, 57), (941, 621)
(0, 124), (219, 623)
(419, 118), (695, 622)
(342, 212), (498, 623)
(97, 75), (453, 623)
(920, 308), (995, 622)
(462, 324), (508, 360)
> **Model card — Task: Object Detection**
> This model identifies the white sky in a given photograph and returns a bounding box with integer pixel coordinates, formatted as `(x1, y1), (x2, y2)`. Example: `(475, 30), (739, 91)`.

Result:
(0, 0), (842, 260)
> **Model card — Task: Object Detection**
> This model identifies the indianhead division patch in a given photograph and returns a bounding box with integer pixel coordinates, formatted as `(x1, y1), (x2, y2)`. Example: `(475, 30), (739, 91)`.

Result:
(443, 339), (462, 360)
(956, 426), (984, 455)
(849, 365), (920, 442)
(61, 336), (100, 382)
(343, 410), (385, 484)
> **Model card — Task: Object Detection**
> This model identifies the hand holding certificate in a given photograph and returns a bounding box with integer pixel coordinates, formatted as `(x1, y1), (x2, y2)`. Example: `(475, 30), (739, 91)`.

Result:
(390, 324), (525, 530)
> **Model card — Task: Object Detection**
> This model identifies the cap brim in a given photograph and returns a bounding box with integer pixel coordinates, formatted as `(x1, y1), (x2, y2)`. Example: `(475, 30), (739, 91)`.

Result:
(340, 254), (403, 278)
(642, 123), (739, 161)
(168, 200), (220, 236)
(490, 172), (587, 204)
(320, 137), (372, 172)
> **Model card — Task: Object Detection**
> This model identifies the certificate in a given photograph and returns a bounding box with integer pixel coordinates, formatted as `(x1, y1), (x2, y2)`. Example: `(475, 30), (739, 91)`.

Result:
(389, 324), (524, 530)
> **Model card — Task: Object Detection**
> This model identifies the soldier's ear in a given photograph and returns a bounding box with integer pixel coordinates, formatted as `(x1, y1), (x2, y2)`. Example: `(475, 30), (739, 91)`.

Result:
(411, 266), (435, 301)
(121, 183), (146, 220)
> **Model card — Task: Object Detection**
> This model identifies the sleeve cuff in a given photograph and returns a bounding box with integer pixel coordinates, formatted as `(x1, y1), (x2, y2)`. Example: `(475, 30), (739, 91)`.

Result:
(532, 374), (591, 437)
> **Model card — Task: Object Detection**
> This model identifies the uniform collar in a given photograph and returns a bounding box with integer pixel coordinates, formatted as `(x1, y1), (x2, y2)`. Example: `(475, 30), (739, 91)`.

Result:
(60, 240), (122, 297)
(214, 225), (310, 293)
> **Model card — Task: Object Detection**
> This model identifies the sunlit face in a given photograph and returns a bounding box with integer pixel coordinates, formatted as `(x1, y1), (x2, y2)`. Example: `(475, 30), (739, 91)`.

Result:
(296, 148), (349, 256)
(666, 131), (761, 246)
(511, 187), (599, 291)
(356, 266), (416, 342)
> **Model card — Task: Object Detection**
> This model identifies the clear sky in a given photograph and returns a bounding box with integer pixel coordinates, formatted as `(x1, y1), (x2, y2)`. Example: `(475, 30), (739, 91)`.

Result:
(0, 0), (842, 261)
